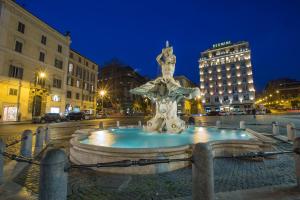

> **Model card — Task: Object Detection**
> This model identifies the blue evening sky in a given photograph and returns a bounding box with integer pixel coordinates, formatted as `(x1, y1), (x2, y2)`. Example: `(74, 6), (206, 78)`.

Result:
(16, 0), (300, 91)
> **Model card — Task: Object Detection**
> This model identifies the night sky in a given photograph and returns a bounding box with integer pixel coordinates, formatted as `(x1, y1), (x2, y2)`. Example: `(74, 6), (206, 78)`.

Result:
(16, 0), (300, 91)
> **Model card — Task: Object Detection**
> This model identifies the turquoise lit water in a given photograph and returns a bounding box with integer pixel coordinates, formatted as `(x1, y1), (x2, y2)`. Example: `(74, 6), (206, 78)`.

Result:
(80, 126), (254, 148)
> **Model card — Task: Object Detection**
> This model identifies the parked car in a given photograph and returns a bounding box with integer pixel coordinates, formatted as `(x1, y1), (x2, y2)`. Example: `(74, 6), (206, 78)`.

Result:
(32, 113), (62, 123)
(206, 111), (220, 116)
(230, 110), (246, 115)
(66, 112), (85, 121)
(219, 111), (230, 116)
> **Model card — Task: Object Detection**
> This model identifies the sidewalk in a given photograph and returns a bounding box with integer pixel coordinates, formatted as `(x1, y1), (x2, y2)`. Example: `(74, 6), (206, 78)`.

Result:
(0, 120), (32, 126)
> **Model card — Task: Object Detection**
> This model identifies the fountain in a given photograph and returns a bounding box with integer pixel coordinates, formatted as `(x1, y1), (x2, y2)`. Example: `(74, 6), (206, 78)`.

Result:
(69, 43), (273, 174)
(130, 41), (200, 133)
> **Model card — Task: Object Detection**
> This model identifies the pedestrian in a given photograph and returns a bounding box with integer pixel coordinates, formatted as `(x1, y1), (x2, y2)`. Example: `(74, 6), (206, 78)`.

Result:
(252, 108), (256, 119)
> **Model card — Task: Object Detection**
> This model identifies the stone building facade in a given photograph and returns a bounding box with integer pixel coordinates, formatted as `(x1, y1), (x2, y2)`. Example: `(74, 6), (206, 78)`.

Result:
(199, 41), (255, 113)
(65, 50), (98, 113)
(0, 0), (97, 121)
(98, 60), (147, 114)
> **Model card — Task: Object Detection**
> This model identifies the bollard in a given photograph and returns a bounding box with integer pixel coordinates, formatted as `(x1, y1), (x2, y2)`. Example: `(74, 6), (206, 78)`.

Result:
(39, 149), (68, 200)
(45, 125), (50, 145)
(117, 121), (120, 128)
(293, 137), (300, 189)
(138, 120), (142, 127)
(0, 139), (5, 185)
(240, 121), (246, 129)
(99, 121), (104, 129)
(216, 120), (221, 129)
(35, 127), (45, 155)
(20, 130), (32, 158)
(287, 123), (296, 141)
(272, 121), (279, 135)
(192, 143), (214, 200)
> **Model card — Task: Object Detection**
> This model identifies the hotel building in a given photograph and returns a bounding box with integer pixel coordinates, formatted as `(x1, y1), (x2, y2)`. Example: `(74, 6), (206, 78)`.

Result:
(0, 0), (97, 121)
(199, 41), (255, 113)
(66, 50), (98, 113)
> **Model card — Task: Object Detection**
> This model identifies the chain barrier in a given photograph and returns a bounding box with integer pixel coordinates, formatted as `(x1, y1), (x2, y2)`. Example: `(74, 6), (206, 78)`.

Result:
(65, 157), (192, 171)
(1, 152), (40, 165)
(216, 150), (296, 160)
(5, 135), (28, 147)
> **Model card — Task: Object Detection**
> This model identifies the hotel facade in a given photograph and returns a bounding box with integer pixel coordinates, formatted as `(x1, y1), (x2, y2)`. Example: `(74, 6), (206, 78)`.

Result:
(199, 41), (255, 113)
(0, 0), (97, 121)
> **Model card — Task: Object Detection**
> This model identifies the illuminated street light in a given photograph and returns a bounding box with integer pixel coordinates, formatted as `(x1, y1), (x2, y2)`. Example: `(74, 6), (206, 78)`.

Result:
(276, 90), (279, 94)
(99, 90), (107, 114)
(39, 72), (46, 78)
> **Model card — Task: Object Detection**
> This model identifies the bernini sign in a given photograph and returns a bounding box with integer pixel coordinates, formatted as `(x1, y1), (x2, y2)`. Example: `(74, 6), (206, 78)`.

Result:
(213, 41), (231, 48)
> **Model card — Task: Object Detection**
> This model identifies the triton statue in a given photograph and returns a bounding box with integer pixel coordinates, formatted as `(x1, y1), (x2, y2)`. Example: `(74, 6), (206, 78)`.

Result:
(130, 42), (200, 133)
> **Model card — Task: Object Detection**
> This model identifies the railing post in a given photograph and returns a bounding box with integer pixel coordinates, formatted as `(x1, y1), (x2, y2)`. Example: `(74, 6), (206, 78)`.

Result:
(216, 120), (221, 129)
(294, 137), (300, 189)
(20, 130), (32, 158)
(272, 121), (279, 135)
(138, 120), (142, 127)
(45, 125), (50, 145)
(35, 126), (45, 155)
(287, 123), (296, 141)
(117, 121), (120, 128)
(0, 139), (5, 185)
(240, 121), (246, 129)
(99, 122), (104, 129)
(39, 148), (68, 200)
(192, 143), (214, 200)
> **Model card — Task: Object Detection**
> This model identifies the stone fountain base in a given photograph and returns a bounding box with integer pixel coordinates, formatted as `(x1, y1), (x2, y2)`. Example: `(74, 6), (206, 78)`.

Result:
(70, 132), (191, 174)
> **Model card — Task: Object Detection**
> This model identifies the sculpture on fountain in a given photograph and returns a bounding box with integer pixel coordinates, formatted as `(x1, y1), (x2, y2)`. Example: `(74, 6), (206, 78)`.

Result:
(130, 41), (200, 133)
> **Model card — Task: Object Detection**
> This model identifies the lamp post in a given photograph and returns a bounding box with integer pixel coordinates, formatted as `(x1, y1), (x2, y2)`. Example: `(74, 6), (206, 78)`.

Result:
(99, 90), (106, 114)
(33, 71), (46, 117)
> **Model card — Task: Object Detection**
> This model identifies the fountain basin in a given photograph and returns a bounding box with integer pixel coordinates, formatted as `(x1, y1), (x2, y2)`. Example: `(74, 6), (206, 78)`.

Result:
(70, 127), (275, 174)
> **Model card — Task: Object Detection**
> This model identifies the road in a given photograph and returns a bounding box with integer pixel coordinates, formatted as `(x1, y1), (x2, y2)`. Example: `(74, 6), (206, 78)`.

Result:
(1, 114), (299, 142)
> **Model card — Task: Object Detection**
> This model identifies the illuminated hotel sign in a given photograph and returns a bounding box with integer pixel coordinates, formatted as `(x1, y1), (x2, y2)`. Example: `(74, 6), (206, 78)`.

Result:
(213, 41), (231, 48)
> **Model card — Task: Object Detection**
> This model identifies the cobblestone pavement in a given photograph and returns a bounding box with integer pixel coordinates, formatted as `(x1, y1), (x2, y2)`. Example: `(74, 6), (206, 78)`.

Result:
(4, 115), (300, 199)
(14, 153), (296, 200)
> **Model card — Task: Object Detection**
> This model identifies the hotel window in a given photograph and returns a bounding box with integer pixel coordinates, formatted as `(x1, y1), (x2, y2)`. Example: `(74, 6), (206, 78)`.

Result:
(68, 63), (73, 73)
(232, 85), (238, 93)
(233, 94), (239, 101)
(223, 96), (228, 102)
(58, 45), (62, 53)
(66, 91), (72, 98)
(232, 78), (237, 84)
(18, 22), (25, 33)
(9, 88), (18, 96)
(243, 94), (250, 100)
(83, 69), (86, 81)
(39, 52), (45, 62)
(76, 80), (80, 88)
(242, 77), (247, 83)
(78, 57), (82, 63)
(86, 61), (89, 66)
(205, 98), (210, 103)
(41, 35), (47, 45)
(9, 65), (23, 79)
(215, 97), (219, 103)
(54, 59), (63, 69)
(86, 71), (90, 81)
(15, 41), (23, 53)
(76, 93), (80, 100)
(53, 78), (62, 88)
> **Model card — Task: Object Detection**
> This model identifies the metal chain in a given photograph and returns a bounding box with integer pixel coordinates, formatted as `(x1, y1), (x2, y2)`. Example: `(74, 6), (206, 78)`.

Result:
(66, 157), (192, 171)
(5, 135), (28, 147)
(2, 152), (40, 165)
(216, 150), (295, 159)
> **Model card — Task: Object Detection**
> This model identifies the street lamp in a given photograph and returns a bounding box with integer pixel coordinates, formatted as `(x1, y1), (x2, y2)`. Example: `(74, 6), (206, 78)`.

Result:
(99, 90), (106, 114)
(33, 71), (46, 117)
